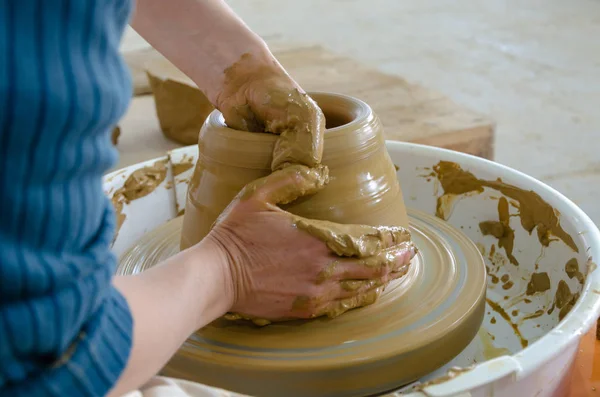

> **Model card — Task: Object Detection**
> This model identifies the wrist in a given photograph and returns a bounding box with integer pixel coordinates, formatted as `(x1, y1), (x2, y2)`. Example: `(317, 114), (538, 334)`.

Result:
(182, 237), (235, 329)
(208, 38), (275, 108)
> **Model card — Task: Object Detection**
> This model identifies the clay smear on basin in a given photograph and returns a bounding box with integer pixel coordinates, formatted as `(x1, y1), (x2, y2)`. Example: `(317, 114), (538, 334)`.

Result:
(110, 160), (168, 242)
(426, 160), (587, 354)
(431, 161), (578, 253)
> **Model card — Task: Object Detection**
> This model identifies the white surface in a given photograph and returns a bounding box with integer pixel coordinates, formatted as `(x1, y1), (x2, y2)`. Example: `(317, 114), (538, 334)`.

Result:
(105, 142), (600, 397)
(117, 0), (600, 228)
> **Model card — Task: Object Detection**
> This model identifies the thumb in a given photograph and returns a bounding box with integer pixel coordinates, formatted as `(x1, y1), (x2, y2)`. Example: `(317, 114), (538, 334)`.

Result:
(240, 164), (329, 205)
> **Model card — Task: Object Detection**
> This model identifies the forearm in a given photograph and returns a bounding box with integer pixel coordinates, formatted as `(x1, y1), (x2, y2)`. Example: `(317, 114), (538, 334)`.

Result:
(108, 240), (233, 397)
(131, 0), (272, 104)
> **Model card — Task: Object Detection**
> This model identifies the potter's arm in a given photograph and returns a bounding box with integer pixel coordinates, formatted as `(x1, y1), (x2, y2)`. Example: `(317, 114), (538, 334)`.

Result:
(131, 0), (324, 169)
(131, 0), (272, 106)
(108, 242), (233, 397)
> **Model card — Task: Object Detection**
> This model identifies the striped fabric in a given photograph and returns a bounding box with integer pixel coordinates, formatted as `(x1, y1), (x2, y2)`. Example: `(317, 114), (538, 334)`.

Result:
(0, 1), (134, 396)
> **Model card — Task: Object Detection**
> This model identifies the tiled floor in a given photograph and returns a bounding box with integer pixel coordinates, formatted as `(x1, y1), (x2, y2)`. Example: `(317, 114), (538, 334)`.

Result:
(121, 0), (600, 225)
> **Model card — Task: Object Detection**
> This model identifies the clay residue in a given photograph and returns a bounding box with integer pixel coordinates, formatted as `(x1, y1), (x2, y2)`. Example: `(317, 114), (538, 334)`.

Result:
(412, 366), (475, 391)
(479, 197), (518, 266)
(111, 126), (121, 145)
(316, 261), (338, 285)
(526, 272), (551, 295)
(117, 161), (168, 201)
(479, 328), (511, 360)
(588, 258), (598, 274)
(486, 298), (528, 348)
(110, 160), (168, 243)
(522, 309), (544, 321)
(111, 196), (126, 244)
(172, 161), (194, 177)
(432, 161), (578, 253)
(294, 218), (413, 259)
(547, 280), (579, 321)
(565, 258), (585, 285)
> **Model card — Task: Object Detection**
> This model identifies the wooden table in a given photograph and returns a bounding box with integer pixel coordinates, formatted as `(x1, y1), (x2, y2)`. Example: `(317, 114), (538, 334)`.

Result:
(115, 45), (495, 171)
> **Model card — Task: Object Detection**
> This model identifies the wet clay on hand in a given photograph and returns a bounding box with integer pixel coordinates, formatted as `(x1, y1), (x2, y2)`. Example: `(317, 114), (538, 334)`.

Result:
(182, 91), (412, 324)
(217, 164), (416, 325)
(217, 53), (325, 170)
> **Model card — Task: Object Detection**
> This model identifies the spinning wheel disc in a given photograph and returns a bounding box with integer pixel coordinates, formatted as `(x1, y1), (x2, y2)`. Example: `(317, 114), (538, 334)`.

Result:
(118, 209), (486, 397)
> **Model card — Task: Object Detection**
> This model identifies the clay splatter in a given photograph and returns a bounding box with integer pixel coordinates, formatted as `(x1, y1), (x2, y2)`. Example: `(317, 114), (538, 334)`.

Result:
(486, 298), (528, 348)
(479, 197), (518, 266)
(565, 258), (585, 285)
(110, 160), (168, 244)
(431, 161), (578, 253)
(172, 161), (194, 177)
(526, 272), (551, 296)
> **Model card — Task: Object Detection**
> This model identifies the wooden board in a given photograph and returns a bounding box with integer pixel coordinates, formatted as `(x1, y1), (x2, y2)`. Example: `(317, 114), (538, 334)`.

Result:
(274, 46), (495, 160)
(115, 45), (494, 171)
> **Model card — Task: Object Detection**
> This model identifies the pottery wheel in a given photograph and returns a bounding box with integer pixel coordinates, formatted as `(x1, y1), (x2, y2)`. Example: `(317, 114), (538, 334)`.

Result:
(118, 209), (487, 397)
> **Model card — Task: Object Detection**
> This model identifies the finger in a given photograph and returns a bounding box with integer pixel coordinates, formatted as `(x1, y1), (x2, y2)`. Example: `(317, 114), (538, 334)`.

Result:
(317, 287), (384, 319)
(221, 103), (264, 132)
(294, 217), (413, 258)
(238, 164), (329, 205)
(336, 262), (412, 298)
(316, 242), (416, 283)
(267, 89), (325, 170)
(296, 266), (412, 320)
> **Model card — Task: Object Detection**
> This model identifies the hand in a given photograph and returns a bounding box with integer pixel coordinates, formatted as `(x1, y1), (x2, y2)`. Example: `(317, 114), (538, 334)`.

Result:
(204, 164), (417, 325)
(215, 53), (325, 171)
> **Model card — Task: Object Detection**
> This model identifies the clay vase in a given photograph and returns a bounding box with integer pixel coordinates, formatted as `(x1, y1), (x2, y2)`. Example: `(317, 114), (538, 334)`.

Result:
(180, 92), (409, 250)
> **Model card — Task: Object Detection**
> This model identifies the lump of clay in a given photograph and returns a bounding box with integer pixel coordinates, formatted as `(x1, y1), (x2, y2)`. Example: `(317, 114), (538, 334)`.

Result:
(111, 125), (121, 146)
(145, 56), (214, 145)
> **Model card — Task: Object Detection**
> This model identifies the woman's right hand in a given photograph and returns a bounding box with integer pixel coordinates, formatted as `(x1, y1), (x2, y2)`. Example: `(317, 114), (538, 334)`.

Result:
(204, 164), (417, 324)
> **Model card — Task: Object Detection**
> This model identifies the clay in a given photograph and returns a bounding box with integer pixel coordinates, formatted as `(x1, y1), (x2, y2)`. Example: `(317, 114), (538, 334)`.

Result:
(116, 161), (167, 201)
(172, 162), (194, 177)
(432, 161), (578, 253)
(110, 160), (168, 242)
(486, 298), (528, 348)
(146, 57), (214, 145)
(546, 279), (579, 322)
(412, 366), (475, 391)
(565, 258), (585, 285)
(502, 281), (514, 290)
(118, 209), (487, 397)
(293, 217), (413, 259)
(181, 92), (410, 251)
(111, 126), (121, 145)
(522, 309), (544, 320)
(479, 197), (518, 266)
(526, 272), (551, 295)
(219, 53), (325, 171)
